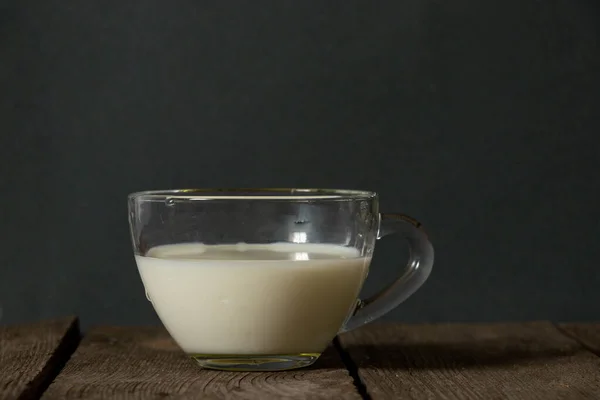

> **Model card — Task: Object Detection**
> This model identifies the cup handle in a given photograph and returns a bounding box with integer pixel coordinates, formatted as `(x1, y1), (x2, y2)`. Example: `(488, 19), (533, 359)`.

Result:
(340, 213), (434, 333)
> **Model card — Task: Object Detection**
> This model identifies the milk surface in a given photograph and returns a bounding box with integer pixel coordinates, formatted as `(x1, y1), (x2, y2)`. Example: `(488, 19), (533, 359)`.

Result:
(136, 242), (370, 355)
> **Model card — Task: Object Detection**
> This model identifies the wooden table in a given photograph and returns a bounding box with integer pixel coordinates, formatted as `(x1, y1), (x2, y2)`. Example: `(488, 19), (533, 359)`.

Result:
(2, 317), (600, 399)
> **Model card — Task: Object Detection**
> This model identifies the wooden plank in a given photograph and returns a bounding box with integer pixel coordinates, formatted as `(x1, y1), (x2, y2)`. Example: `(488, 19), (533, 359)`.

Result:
(559, 323), (600, 356)
(0, 317), (80, 400)
(43, 326), (360, 399)
(338, 322), (600, 400)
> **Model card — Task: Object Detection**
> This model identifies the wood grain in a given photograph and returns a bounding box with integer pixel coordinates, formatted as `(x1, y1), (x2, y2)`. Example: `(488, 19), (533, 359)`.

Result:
(559, 324), (600, 356)
(43, 326), (360, 400)
(0, 317), (80, 400)
(339, 322), (600, 400)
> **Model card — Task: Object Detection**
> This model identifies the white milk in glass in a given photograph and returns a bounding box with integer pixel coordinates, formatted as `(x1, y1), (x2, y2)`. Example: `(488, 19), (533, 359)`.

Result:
(136, 242), (370, 355)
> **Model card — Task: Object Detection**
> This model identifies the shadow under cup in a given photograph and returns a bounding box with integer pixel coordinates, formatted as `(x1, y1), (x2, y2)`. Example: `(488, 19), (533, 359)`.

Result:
(128, 188), (433, 371)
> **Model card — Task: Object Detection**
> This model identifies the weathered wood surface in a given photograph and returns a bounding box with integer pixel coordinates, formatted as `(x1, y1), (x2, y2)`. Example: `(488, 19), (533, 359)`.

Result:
(42, 326), (360, 400)
(0, 317), (80, 400)
(338, 322), (600, 400)
(4, 320), (600, 399)
(559, 323), (600, 357)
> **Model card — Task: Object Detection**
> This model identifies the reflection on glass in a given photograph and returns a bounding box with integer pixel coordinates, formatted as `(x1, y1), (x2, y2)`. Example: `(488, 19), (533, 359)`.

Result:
(291, 231), (307, 243)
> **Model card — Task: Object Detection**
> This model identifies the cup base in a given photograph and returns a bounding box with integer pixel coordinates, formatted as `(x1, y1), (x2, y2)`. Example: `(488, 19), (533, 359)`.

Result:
(190, 353), (321, 371)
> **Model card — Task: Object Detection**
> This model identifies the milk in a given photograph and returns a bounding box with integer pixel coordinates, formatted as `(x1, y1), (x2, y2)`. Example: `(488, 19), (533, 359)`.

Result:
(136, 242), (370, 355)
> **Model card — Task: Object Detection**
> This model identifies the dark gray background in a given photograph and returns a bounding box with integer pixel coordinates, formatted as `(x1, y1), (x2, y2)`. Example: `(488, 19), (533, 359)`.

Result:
(1, 0), (599, 329)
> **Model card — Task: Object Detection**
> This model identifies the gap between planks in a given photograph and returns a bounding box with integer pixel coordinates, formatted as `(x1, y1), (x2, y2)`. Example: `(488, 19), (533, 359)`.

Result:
(556, 322), (600, 359)
(337, 321), (600, 400)
(0, 317), (80, 400)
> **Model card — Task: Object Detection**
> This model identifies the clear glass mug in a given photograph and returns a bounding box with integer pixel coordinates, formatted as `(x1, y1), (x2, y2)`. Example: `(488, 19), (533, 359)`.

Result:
(128, 188), (434, 371)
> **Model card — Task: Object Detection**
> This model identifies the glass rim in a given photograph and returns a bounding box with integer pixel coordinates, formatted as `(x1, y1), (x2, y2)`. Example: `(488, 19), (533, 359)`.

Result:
(128, 188), (377, 202)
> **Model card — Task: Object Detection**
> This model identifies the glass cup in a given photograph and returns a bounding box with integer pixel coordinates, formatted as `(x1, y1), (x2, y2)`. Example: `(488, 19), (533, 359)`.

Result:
(128, 188), (434, 371)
